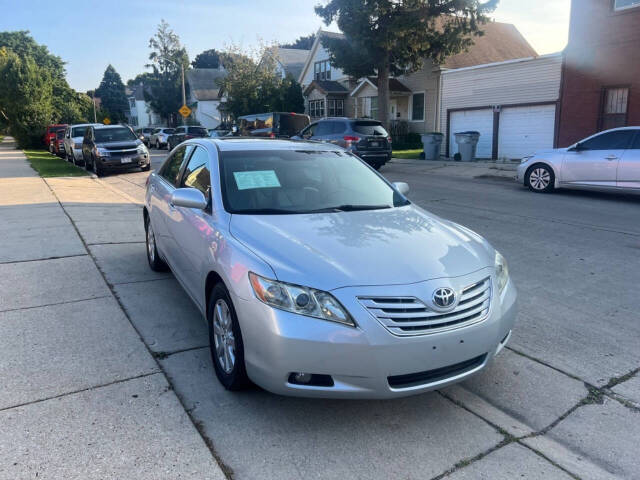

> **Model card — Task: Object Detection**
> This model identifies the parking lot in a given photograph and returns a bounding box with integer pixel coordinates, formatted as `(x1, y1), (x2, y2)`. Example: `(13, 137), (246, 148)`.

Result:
(2, 140), (639, 479)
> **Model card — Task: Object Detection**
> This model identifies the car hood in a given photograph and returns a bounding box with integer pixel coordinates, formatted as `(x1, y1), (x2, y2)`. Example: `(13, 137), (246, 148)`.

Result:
(229, 205), (495, 291)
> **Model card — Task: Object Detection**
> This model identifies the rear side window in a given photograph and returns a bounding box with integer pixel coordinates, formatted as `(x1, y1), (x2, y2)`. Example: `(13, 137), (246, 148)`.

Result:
(180, 146), (211, 196)
(580, 130), (635, 150)
(314, 122), (334, 136)
(278, 114), (310, 136)
(352, 121), (388, 136)
(159, 145), (194, 187)
(630, 131), (640, 149)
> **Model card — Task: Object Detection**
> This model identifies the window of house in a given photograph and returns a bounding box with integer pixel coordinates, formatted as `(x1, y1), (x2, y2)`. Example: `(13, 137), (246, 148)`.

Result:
(327, 99), (344, 117)
(309, 99), (325, 118)
(601, 87), (629, 130)
(358, 97), (378, 118)
(314, 60), (331, 81)
(614, 0), (640, 10)
(128, 98), (136, 109)
(411, 93), (425, 121)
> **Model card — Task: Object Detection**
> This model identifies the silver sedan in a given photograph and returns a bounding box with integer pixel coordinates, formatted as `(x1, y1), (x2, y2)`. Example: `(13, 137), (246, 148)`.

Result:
(518, 127), (640, 193)
(144, 138), (517, 398)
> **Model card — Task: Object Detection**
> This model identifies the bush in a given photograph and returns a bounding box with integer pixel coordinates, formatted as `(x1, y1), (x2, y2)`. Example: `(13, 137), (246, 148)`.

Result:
(392, 132), (422, 150)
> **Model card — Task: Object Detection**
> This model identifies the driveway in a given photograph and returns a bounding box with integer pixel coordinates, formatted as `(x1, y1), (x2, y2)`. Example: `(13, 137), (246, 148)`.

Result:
(3, 141), (639, 479)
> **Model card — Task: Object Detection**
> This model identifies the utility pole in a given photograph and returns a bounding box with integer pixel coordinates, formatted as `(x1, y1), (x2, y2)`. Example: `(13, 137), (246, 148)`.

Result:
(92, 93), (97, 123)
(181, 63), (186, 126)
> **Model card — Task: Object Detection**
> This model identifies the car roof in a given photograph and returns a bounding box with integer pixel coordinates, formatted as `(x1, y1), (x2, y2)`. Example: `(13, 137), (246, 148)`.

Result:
(94, 124), (129, 130)
(70, 123), (101, 128)
(192, 137), (345, 153)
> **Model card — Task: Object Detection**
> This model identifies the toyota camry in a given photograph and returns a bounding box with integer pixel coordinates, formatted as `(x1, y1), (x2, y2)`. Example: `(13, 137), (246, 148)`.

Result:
(143, 138), (517, 398)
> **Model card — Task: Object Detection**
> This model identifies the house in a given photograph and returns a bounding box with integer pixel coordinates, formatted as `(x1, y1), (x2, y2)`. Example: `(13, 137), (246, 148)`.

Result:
(298, 23), (538, 139)
(126, 83), (162, 128)
(439, 54), (562, 159)
(266, 47), (311, 79)
(556, 0), (640, 147)
(185, 68), (228, 129)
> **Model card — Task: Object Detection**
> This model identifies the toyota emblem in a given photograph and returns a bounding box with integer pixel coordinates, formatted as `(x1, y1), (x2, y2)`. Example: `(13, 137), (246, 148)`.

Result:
(433, 287), (456, 309)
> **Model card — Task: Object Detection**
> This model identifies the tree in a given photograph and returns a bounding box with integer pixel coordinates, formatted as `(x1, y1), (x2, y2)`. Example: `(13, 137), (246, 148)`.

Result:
(0, 31), (91, 147)
(315, 0), (497, 128)
(143, 20), (189, 126)
(217, 44), (303, 119)
(280, 33), (316, 50)
(95, 65), (129, 122)
(192, 49), (222, 69)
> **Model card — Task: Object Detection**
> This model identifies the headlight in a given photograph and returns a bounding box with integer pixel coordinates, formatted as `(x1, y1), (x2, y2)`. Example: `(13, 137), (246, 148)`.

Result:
(520, 155), (534, 164)
(249, 272), (355, 327)
(495, 251), (509, 293)
(96, 147), (110, 157)
(136, 145), (148, 155)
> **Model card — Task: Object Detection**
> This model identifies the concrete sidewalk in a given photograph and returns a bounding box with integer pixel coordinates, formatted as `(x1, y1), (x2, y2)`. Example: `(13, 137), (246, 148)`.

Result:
(389, 157), (518, 179)
(0, 137), (225, 479)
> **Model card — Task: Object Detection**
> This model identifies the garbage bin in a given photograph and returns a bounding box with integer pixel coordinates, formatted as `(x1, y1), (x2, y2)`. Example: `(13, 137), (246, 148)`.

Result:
(421, 132), (443, 160)
(454, 131), (480, 162)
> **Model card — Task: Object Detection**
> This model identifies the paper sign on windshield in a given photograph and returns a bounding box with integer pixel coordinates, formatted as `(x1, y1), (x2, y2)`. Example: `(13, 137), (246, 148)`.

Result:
(233, 170), (281, 190)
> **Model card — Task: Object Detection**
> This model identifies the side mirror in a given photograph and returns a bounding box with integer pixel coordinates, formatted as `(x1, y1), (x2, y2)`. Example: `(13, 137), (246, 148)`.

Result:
(569, 142), (584, 152)
(393, 182), (410, 195)
(170, 188), (208, 210)
(139, 135), (145, 141)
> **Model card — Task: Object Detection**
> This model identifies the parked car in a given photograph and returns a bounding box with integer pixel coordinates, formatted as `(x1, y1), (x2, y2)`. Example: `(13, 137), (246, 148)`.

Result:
(143, 138), (516, 398)
(64, 123), (101, 166)
(135, 127), (156, 145)
(82, 124), (150, 176)
(44, 124), (68, 152)
(518, 126), (640, 193)
(166, 125), (209, 150)
(237, 112), (310, 138)
(149, 128), (175, 149)
(293, 118), (393, 170)
(209, 129), (231, 138)
(52, 130), (66, 157)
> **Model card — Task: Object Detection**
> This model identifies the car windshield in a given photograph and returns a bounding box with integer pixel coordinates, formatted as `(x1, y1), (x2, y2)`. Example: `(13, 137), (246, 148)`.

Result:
(353, 121), (388, 136)
(189, 127), (208, 135)
(219, 149), (409, 214)
(94, 127), (137, 143)
(72, 127), (88, 137)
(162, 129), (175, 134)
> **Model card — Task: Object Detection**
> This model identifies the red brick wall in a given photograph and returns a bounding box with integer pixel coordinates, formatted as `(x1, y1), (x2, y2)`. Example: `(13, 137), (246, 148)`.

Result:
(557, 0), (640, 146)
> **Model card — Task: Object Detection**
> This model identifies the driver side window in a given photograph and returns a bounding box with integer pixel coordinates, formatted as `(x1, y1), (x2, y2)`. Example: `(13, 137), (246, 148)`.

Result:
(580, 130), (634, 150)
(179, 147), (211, 197)
(159, 145), (194, 187)
(302, 123), (317, 138)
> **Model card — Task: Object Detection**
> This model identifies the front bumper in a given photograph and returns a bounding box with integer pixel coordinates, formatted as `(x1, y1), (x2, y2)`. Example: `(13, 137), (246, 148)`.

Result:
(516, 162), (528, 184)
(235, 267), (517, 399)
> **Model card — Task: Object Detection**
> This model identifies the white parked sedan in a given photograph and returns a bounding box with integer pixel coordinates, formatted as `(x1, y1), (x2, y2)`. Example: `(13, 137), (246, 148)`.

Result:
(518, 127), (640, 193)
(144, 138), (517, 398)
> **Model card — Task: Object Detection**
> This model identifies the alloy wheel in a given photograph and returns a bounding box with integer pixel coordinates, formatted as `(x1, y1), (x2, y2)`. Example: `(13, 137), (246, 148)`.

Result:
(529, 168), (551, 190)
(146, 223), (156, 263)
(213, 299), (236, 374)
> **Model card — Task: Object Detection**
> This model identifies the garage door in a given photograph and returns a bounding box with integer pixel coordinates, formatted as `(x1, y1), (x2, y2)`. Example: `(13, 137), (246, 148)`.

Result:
(449, 109), (493, 159)
(498, 104), (556, 160)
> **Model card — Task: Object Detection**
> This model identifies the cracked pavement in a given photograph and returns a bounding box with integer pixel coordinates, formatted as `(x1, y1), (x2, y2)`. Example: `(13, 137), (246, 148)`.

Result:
(1, 138), (639, 479)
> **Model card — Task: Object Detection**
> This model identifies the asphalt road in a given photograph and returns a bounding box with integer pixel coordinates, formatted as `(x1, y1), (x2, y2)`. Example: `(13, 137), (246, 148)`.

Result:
(98, 148), (640, 479)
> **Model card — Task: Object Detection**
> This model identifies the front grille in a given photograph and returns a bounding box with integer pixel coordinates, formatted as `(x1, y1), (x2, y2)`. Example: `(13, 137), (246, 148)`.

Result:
(358, 277), (491, 336)
(388, 354), (487, 389)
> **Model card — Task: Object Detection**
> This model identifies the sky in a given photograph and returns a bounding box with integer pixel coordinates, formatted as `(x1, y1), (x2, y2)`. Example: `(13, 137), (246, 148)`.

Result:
(0, 0), (571, 93)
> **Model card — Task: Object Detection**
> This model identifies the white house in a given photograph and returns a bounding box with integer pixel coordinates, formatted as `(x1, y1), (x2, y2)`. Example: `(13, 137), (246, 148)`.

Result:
(185, 68), (228, 129)
(440, 53), (562, 159)
(126, 84), (162, 128)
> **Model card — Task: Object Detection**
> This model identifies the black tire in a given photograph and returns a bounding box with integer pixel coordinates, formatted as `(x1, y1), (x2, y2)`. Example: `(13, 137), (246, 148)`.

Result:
(94, 157), (104, 177)
(144, 216), (169, 272)
(155, 139), (160, 149)
(141, 163), (150, 172)
(525, 163), (555, 193)
(208, 283), (250, 391)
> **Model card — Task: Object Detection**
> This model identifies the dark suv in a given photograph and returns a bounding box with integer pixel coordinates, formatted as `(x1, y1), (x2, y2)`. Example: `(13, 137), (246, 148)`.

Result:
(167, 126), (209, 150)
(237, 112), (310, 138)
(294, 118), (392, 169)
(82, 125), (150, 176)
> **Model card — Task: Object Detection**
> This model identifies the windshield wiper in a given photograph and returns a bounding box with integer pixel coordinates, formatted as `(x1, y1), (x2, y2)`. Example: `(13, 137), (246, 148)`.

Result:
(306, 204), (393, 213)
(234, 208), (300, 215)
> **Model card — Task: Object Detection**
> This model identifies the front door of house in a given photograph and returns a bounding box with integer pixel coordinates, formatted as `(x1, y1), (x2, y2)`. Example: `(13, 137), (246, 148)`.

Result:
(390, 99), (397, 120)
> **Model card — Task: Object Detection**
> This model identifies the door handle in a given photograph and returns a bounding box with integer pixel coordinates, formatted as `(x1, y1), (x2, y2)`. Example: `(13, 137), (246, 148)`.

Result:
(605, 155), (618, 161)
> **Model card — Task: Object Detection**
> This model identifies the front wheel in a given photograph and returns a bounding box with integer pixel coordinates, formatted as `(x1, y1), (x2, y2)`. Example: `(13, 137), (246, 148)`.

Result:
(145, 217), (168, 272)
(155, 140), (160, 149)
(208, 283), (250, 391)
(526, 164), (555, 193)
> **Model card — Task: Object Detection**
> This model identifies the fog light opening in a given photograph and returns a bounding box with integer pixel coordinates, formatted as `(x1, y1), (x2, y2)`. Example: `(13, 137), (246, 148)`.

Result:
(288, 373), (334, 387)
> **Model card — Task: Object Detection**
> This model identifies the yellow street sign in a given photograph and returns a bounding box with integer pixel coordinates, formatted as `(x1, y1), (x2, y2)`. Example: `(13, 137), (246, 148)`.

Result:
(178, 105), (192, 118)
(103, 117), (111, 125)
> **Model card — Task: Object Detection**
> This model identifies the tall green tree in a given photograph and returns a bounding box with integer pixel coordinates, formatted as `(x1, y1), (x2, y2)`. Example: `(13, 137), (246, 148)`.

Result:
(192, 49), (222, 69)
(144, 19), (189, 126)
(315, 0), (497, 128)
(95, 64), (129, 122)
(0, 31), (92, 147)
(276, 76), (305, 113)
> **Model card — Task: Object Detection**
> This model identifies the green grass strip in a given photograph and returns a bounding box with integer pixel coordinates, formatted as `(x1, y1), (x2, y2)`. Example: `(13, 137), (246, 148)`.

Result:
(23, 149), (89, 177)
